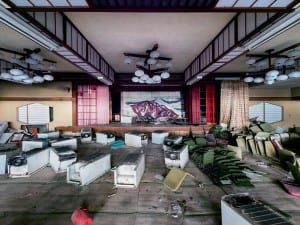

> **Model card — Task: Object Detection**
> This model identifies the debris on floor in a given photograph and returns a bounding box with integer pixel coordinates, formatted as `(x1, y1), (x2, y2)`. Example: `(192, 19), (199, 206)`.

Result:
(167, 200), (186, 218)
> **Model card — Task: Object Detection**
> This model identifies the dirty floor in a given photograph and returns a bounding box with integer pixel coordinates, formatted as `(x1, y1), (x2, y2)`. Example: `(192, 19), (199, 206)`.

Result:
(0, 142), (300, 225)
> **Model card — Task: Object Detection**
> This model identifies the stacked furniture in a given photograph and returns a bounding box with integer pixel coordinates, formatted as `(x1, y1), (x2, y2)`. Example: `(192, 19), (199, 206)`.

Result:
(114, 153), (145, 188)
(37, 131), (60, 139)
(162, 135), (183, 151)
(50, 138), (77, 150)
(49, 146), (77, 173)
(8, 147), (50, 177)
(22, 140), (49, 152)
(67, 152), (111, 186)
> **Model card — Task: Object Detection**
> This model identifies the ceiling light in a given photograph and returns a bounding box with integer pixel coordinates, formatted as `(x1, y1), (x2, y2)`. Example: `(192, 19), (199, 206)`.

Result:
(43, 74), (54, 81)
(161, 72), (170, 79)
(124, 57), (132, 64)
(30, 53), (43, 61)
(265, 75), (276, 81)
(147, 58), (157, 65)
(9, 68), (23, 76)
(124, 43), (172, 84)
(150, 51), (160, 58)
(12, 75), (24, 81)
(146, 78), (154, 84)
(254, 77), (264, 83)
(1, 72), (12, 79)
(134, 70), (144, 77)
(244, 76), (254, 83)
(265, 80), (274, 85)
(33, 75), (44, 83)
(25, 58), (38, 65)
(256, 59), (268, 67)
(141, 74), (149, 81)
(288, 71), (300, 78)
(276, 74), (289, 81)
(23, 78), (34, 84)
(131, 76), (139, 83)
(266, 70), (279, 77)
(153, 75), (161, 82)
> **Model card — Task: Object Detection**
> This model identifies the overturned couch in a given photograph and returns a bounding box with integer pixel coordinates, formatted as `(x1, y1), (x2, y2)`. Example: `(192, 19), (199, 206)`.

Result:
(67, 152), (111, 186)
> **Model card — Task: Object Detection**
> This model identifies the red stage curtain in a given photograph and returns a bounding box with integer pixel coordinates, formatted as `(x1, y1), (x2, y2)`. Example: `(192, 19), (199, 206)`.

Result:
(206, 83), (216, 123)
(185, 84), (200, 124)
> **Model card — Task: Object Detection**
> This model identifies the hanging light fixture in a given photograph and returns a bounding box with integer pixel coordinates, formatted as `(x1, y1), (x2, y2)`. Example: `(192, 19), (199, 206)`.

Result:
(161, 72), (170, 79)
(0, 48), (57, 85)
(244, 44), (300, 85)
(134, 69), (144, 77)
(123, 57), (132, 64)
(123, 43), (172, 84)
(150, 50), (160, 58)
(244, 76), (254, 83)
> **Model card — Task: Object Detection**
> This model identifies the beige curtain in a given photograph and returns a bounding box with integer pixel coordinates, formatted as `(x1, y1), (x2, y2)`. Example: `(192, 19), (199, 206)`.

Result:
(220, 81), (249, 129)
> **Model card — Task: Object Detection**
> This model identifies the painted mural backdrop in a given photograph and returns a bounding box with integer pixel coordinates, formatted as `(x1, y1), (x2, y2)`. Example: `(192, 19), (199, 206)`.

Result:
(121, 92), (183, 119)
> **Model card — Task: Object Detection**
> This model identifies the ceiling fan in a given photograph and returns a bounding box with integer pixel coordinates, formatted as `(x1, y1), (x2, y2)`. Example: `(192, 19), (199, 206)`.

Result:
(123, 43), (172, 83)
(124, 43), (172, 71)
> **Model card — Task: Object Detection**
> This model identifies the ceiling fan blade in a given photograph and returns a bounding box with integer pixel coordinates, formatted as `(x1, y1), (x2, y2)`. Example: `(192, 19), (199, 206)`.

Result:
(23, 48), (33, 54)
(124, 53), (148, 58)
(152, 43), (159, 51)
(157, 56), (172, 61)
(33, 48), (41, 53)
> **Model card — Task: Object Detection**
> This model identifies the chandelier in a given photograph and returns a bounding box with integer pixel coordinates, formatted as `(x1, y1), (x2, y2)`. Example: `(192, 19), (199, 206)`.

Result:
(123, 43), (172, 84)
(243, 43), (300, 85)
(0, 48), (56, 85)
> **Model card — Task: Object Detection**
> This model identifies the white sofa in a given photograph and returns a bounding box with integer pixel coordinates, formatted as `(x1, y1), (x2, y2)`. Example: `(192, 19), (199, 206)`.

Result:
(49, 146), (77, 173)
(22, 140), (49, 152)
(50, 138), (77, 150)
(164, 144), (189, 168)
(67, 152), (111, 186)
(37, 131), (60, 139)
(8, 147), (50, 177)
(125, 131), (148, 147)
(114, 153), (145, 188)
(162, 135), (183, 151)
(96, 132), (115, 145)
(151, 130), (169, 144)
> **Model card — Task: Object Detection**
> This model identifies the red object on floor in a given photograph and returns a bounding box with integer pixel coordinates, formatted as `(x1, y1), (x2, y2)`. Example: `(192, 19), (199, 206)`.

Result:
(71, 208), (92, 225)
(281, 181), (300, 197)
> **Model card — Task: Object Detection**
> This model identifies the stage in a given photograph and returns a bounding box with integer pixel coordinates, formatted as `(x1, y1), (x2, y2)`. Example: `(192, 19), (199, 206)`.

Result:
(55, 123), (212, 137)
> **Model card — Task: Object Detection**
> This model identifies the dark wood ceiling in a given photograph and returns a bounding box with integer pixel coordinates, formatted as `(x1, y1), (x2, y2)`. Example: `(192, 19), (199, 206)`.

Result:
(4, 0), (299, 12)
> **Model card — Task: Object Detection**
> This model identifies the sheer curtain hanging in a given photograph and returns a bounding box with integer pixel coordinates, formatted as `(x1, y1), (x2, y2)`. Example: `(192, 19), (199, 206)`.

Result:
(220, 81), (249, 129)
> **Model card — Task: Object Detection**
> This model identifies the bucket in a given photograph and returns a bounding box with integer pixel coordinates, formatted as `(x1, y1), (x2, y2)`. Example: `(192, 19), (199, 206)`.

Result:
(71, 208), (92, 225)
